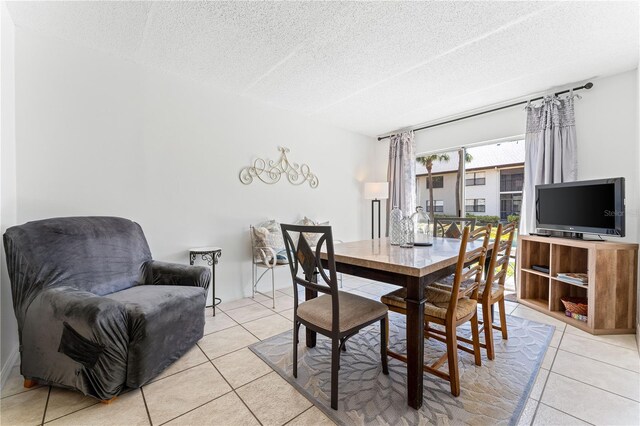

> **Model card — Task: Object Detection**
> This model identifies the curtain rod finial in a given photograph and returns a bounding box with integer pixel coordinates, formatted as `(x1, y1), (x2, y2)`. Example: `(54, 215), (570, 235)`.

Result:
(585, 82), (593, 89)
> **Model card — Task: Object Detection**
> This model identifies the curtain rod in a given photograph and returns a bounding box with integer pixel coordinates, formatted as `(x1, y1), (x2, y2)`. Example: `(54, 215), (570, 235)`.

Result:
(377, 82), (594, 141)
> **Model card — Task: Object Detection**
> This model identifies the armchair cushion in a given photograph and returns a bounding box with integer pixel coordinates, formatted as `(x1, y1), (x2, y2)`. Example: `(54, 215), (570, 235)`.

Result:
(145, 260), (211, 288)
(106, 284), (207, 387)
(20, 287), (129, 400)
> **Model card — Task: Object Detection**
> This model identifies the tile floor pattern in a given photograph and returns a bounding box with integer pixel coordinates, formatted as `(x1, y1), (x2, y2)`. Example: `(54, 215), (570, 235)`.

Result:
(1, 275), (639, 425)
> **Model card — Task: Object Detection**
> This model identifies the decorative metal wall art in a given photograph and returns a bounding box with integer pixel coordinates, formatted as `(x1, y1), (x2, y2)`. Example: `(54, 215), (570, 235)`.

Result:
(239, 146), (319, 188)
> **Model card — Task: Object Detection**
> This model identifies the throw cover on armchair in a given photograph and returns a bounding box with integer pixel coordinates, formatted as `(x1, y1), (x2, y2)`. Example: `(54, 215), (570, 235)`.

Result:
(3, 216), (211, 400)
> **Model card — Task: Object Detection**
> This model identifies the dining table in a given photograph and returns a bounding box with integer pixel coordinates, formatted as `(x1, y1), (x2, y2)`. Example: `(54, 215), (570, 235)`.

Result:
(318, 236), (488, 410)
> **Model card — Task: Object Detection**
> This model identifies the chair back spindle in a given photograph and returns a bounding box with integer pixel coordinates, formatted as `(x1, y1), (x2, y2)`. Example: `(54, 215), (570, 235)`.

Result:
(446, 225), (490, 319)
(481, 222), (517, 303)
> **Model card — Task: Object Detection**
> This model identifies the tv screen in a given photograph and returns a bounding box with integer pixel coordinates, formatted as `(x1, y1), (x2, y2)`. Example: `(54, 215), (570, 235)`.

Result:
(536, 178), (625, 237)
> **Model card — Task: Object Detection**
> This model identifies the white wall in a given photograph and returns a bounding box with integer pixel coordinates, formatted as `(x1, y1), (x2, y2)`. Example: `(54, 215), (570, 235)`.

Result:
(1, 2), (20, 383)
(10, 28), (375, 311)
(376, 68), (640, 343)
(403, 70), (640, 245)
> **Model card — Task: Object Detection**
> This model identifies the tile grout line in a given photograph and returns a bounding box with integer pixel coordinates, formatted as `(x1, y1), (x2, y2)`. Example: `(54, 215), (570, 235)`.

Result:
(537, 401), (597, 426)
(42, 399), (100, 424)
(140, 387), (154, 426)
(283, 405), (317, 425)
(40, 386), (51, 426)
(158, 336), (266, 426)
(156, 389), (236, 426)
(562, 331), (639, 352)
(206, 348), (265, 426)
(531, 328), (568, 425)
(546, 370), (640, 404)
(147, 360), (211, 385)
(555, 347), (640, 374)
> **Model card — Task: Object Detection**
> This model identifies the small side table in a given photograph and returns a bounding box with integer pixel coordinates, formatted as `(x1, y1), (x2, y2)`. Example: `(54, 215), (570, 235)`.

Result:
(189, 247), (222, 316)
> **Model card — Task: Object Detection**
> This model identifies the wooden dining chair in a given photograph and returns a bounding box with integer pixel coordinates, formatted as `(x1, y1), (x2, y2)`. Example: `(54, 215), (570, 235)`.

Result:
(477, 222), (517, 359)
(434, 216), (477, 239)
(430, 223), (516, 360)
(281, 224), (389, 410)
(381, 226), (490, 396)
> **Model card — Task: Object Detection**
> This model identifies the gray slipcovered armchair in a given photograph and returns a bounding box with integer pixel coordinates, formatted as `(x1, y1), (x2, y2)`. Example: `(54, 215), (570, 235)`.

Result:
(3, 216), (211, 400)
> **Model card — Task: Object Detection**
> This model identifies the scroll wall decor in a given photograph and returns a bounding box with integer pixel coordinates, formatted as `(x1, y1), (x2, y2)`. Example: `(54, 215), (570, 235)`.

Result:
(239, 146), (319, 188)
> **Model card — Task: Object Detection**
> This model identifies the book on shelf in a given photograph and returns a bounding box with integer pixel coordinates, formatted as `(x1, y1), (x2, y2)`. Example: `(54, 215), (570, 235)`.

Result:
(556, 272), (588, 285)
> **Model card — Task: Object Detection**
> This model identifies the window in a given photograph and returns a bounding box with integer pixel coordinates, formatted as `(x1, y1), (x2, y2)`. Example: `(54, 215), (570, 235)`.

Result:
(465, 198), (486, 213)
(426, 200), (444, 213)
(465, 171), (486, 186)
(500, 167), (524, 192)
(500, 193), (522, 220)
(426, 175), (444, 189)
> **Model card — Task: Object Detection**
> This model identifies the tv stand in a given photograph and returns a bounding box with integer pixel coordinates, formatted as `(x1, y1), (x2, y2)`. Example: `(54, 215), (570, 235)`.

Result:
(517, 235), (638, 335)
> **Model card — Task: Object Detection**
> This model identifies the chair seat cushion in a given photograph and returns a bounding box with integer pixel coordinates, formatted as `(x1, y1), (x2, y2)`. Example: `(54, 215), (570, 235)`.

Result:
(381, 287), (477, 321)
(297, 291), (387, 333)
(429, 272), (477, 297)
(479, 283), (505, 300)
(106, 285), (206, 387)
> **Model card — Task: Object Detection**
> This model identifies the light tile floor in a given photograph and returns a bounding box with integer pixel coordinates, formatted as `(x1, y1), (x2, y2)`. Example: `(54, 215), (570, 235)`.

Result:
(1, 275), (638, 425)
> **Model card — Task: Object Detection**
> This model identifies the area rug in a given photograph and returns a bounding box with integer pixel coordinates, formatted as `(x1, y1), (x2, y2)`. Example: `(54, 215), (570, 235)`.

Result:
(249, 313), (553, 425)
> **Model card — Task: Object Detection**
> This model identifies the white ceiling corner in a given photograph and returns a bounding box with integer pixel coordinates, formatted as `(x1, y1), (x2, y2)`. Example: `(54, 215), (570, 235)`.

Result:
(6, 1), (639, 137)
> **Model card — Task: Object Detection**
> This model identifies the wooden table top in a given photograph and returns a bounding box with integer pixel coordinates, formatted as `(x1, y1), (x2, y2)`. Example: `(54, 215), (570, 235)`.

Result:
(321, 237), (486, 277)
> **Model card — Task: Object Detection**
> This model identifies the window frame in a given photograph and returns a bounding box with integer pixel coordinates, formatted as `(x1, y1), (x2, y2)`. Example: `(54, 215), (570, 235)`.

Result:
(465, 171), (486, 186)
(465, 198), (486, 213)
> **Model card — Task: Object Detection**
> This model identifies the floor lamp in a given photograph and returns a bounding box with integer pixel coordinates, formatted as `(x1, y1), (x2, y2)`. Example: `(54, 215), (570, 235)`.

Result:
(364, 182), (389, 239)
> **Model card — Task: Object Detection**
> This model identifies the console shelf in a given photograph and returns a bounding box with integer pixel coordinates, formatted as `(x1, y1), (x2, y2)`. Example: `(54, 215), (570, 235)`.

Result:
(517, 235), (638, 335)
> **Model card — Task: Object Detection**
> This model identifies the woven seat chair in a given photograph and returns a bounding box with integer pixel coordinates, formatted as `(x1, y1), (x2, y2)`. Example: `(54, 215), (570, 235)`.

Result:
(281, 224), (389, 410)
(430, 222), (516, 360)
(381, 225), (490, 396)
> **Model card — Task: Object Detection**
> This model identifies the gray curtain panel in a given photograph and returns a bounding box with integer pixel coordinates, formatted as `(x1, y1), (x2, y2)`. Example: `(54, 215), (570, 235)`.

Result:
(521, 95), (578, 234)
(386, 131), (417, 233)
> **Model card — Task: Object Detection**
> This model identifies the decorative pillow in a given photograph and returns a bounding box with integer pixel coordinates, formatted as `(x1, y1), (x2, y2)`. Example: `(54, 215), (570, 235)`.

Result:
(297, 216), (330, 248)
(252, 220), (288, 264)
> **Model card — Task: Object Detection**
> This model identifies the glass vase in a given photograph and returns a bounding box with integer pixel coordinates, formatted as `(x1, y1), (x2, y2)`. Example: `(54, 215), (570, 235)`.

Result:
(400, 215), (414, 248)
(411, 206), (433, 245)
(390, 206), (403, 245)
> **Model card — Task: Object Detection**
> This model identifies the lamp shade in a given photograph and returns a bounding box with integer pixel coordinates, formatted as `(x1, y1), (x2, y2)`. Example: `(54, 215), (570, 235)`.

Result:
(364, 182), (389, 200)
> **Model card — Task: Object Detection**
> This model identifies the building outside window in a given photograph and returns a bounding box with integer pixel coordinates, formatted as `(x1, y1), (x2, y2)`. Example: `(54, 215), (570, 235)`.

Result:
(465, 198), (486, 213)
(426, 175), (444, 189)
(500, 168), (524, 192)
(426, 200), (444, 213)
(465, 171), (486, 186)
(499, 167), (524, 220)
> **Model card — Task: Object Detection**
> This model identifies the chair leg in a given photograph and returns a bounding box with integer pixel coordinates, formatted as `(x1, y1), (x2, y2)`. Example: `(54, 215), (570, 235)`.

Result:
(23, 379), (37, 388)
(331, 337), (340, 410)
(271, 268), (276, 309)
(470, 311), (482, 366)
(385, 315), (390, 347)
(100, 396), (117, 404)
(482, 303), (495, 361)
(252, 264), (256, 298)
(380, 317), (389, 375)
(498, 298), (508, 340)
(424, 320), (430, 339)
(445, 322), (460, 397)
(293, 321), (300, 378)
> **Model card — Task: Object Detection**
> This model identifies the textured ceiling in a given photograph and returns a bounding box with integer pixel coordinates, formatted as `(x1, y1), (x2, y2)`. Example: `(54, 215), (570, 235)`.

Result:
(6, 1), (639, 137)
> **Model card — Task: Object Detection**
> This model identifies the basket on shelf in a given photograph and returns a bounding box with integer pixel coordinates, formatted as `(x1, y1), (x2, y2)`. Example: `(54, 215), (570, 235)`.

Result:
(561, 297), (588, 316)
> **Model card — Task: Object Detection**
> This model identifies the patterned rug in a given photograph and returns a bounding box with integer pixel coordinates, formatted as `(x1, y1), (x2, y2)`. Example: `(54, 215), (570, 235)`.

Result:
(250, 313), (553, 425)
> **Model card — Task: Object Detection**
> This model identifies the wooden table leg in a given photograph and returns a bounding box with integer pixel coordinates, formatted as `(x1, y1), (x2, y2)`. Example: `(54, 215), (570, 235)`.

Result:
(305, 287), (318, 348)
(405, 276), (425, 409)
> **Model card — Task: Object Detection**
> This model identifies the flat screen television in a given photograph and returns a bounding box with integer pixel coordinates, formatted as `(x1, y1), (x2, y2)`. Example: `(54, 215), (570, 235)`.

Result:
(536, 178), (625, 237)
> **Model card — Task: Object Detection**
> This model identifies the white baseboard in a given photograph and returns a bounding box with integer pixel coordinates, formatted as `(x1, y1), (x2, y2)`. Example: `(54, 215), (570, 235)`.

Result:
(0, 345), (19, 390)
